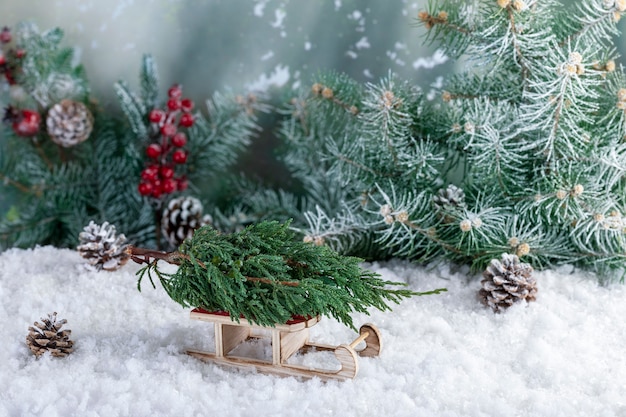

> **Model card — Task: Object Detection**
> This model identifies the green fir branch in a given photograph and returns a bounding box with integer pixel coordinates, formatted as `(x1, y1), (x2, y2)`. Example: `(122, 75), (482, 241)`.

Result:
(132, 220), (444, 329)
(139, 54), (159, 110)
(113, 81), (149, 141)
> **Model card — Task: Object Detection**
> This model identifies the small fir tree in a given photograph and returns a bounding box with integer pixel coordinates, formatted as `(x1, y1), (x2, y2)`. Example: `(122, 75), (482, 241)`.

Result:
(129, 220), (444, 329)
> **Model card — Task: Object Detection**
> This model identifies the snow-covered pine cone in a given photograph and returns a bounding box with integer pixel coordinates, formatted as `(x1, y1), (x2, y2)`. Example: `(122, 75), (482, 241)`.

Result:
(161, 196), (212, 248)
(77, 221), (130, 271)
(26, 312), (74, 358)
(433, 184), (466, 209)
(479, 253), (537, 312)
(46, 99), (94, 147)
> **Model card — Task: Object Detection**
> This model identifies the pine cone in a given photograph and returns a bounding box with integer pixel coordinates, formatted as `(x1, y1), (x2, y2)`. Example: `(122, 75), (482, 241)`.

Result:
(77, 221), (130, 271)
(46, 99), (94, 147)
(479, 253), (537, 312)
(161, 196), (212, 248)
(433, 184), (466, 209)
(26, 312), (74, 358)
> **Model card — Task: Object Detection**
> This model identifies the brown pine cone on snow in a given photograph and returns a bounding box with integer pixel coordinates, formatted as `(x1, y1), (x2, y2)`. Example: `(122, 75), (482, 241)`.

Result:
(26, 312), (74, 358)
(77, 221), (130, 271)
(479, 253), (537, 312)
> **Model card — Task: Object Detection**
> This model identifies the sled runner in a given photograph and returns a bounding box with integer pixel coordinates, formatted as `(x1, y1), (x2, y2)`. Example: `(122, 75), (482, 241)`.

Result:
(186, 308), (382, 381)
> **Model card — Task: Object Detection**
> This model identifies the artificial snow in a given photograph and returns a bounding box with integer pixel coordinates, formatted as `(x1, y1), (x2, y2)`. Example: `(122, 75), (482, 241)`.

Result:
(412, 49), (449, 70)
(355, 37), (371, 50)
(270, 8), (287, 29)
(253, 1), (269, 18)
(245, 64), (290, 92)
(1, 246), (626, 417)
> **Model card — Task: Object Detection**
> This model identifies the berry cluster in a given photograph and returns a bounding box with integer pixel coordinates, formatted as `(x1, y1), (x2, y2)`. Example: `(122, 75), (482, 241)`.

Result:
(0, 26), (40, 137)
(0, 26), (26, 85)
(138, 84), (195, 198)
(2, 105), (40, 137)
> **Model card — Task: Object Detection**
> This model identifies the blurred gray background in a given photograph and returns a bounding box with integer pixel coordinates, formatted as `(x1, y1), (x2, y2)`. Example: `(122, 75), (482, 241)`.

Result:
(0, 0), (449, 105)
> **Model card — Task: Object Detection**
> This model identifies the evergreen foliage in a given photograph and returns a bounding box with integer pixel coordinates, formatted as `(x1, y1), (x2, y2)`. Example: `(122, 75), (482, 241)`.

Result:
(0, 23), (146, 248)
(1, 24), (264, 250)
(5, 2), (626, 279)
(115, 60), (267, 200)
(235, 0), (626, 277)
(135, 220), (444, 329)
(16, 24), (89, 106)
(114, 55), (267, 247)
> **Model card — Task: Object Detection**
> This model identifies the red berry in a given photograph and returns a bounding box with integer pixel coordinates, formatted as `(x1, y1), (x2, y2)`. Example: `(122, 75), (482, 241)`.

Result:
(177, 178), (188, 191)
(141, 166), (158, 182)
(181, 98), (194, 112)
(10, 109), (41, 137)
(179, 113), (194, 128)
(0, 27), (11, 44)
(146, 143), (162, 158)
(162, 178), (177, 194)
(159, 165), (175, 179)
(168, 85), (183, 99)
(0, 54), (5, 66)
(138, 182), (153, 196)
(160, 123), (177, 137)
(167, 98), (181, 111)
(172, 150), (188, 164)
(171, 132), (187, 147)
(149, 109), (165, 123)
(151, 179), (163, 198)
(15, 49), (25, 59)
(4, 70), (15, 85)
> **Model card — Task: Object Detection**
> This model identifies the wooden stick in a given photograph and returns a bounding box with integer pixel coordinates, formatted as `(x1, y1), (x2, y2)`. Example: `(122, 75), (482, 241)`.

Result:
(349, 331), (370, 349)
(0, 173), (33, 194)
(245, 276), (300, 287)
(126, 246), (196, 266)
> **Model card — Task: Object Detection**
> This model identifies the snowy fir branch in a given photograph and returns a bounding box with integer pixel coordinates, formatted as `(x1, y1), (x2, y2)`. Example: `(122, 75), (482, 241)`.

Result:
(0, 23), (141, 248)
(230, 0), (626, 277)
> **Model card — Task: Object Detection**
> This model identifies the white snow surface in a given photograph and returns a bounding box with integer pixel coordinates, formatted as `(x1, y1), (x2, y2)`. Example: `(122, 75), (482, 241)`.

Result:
(2, 246), (626, 417)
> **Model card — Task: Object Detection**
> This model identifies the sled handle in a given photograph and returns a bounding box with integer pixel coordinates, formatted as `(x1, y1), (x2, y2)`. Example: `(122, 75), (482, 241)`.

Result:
(349, 331), (370, 349)
(351, 324), (382, 357)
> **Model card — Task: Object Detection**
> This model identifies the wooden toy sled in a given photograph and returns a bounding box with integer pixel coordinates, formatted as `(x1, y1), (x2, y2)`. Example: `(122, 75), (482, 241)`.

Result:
(186, 308), (382, 381)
